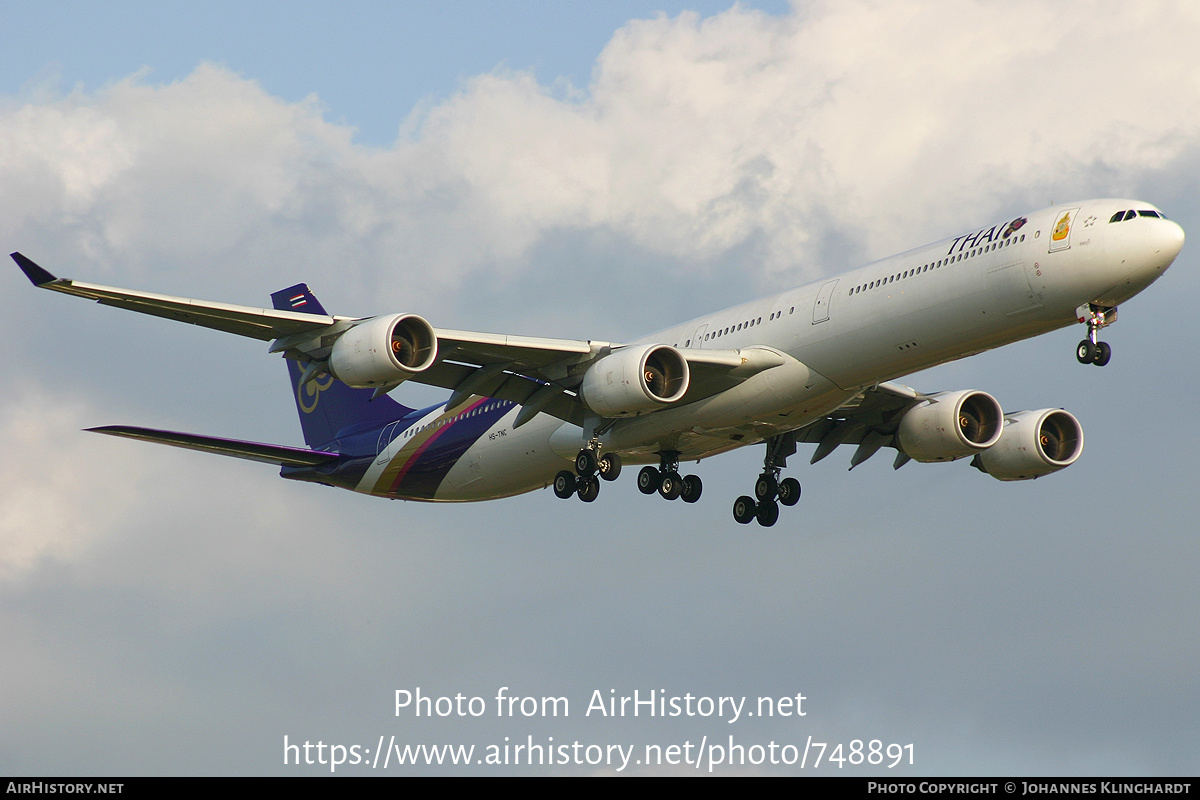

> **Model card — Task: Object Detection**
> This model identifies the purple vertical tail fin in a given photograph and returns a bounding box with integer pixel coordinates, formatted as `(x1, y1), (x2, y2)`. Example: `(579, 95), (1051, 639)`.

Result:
(271, 284), (414, 449)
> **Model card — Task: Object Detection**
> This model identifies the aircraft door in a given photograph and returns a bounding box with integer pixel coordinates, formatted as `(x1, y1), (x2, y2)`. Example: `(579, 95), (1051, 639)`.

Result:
(691, 324), (709, 348)
(813, 280), (839, 324)
(1048, 207), (1081, 253)
(987, 260), (1042, 315)
(376, 420), (401, 465)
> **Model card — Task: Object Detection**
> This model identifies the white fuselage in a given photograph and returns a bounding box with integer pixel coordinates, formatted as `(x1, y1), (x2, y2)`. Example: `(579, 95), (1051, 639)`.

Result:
(360, 199), (1183, 501)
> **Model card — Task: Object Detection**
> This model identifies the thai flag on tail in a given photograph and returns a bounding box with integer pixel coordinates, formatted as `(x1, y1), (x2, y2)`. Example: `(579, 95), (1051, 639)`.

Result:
(271, 283), (329, 316)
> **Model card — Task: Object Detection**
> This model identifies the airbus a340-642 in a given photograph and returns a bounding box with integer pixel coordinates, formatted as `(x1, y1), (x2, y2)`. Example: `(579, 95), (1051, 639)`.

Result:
(13, 199), (1184, 526)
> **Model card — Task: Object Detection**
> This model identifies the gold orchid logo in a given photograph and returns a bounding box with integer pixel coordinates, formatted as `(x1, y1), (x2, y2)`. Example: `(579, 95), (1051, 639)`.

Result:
(1052, 211), (1072, 241)
(297, 371), (334, 413)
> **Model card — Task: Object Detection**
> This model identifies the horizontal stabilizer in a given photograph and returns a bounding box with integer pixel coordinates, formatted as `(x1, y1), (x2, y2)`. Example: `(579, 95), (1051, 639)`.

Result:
(87, 425), (340, 467)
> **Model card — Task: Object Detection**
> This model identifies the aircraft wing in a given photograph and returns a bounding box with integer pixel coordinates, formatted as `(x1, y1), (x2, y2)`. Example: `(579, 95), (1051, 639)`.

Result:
(13, 252), (345, 341)
(389, 336), (782, 428)
(15, 253), (790, 427)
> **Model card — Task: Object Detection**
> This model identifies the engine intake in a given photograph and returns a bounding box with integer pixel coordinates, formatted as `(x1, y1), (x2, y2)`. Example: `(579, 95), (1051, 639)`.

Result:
(580, 344), (690, 417)
(896, 390), (1004, 462)
(972, 409), (1083, 481)
(328, 313), (438, 388)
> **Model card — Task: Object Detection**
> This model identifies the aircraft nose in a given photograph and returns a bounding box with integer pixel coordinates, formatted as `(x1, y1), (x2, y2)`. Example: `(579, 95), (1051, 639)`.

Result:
(1154, 219), (1185, 265)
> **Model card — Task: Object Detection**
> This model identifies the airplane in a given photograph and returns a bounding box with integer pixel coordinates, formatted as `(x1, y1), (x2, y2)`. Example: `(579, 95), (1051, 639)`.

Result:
(12, 198), (1184, 526)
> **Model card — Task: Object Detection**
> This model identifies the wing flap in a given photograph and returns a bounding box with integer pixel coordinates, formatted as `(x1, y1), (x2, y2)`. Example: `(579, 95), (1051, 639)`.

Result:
(435, 329), (596, 369)
(88, 425), (340, 467)
(794, 382), (919, 443)
(791, 382), (922, 466)
(410, 361), (586, 426)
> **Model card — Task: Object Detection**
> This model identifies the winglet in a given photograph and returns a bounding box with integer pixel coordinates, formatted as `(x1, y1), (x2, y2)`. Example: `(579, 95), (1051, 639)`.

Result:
(11, 252), (58, 286)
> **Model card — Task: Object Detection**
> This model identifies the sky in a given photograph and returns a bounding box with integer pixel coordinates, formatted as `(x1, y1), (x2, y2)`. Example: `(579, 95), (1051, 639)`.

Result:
(3, 0), (1199, 776)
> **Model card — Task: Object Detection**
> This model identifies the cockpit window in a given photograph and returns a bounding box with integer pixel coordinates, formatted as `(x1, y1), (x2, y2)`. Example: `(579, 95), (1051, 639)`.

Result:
(1111, 209), (1164, 222)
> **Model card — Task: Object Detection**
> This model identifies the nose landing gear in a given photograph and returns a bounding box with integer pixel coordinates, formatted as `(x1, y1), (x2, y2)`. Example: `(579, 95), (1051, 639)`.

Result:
(1076, 304), (1116, 366)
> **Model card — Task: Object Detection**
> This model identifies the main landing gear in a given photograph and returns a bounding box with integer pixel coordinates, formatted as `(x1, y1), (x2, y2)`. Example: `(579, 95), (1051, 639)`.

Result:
(636, 451), (703, 503)
(553, 447), (622, 503)
(554, 447), (703, 504)
(1076, 304), (1115, 367)
(733, 434), (801, 527)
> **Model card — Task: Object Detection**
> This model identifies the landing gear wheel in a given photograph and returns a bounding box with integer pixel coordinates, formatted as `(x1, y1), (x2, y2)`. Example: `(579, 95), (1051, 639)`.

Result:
(733, 496), (757, 524)
(637, 466), (660, 495)
(553, 470), (576, 499)
(777, 477), (802, 507)
(756, 500), (780, 527)
(1076, 340), (1096, 364)
(754, 473), (778, 502)
(659, 472), (683, 501)
(681, 474), (703, 503)
(575, 449), (598, 476)
(576, 475), (600, 502)
(598, 452), (622, 481)
(1093, 341), (1112, 367)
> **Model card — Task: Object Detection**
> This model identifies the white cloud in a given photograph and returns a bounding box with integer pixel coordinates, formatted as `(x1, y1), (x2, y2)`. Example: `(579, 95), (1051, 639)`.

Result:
(4, 0), (1199, 313)
(0, 386), (142, 580)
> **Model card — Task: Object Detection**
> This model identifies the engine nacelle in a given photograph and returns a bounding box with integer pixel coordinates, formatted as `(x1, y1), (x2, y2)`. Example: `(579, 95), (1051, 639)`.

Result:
(896, 390), (1004, 462)
(328, 313), (438, 388)
(972, 409), (1083, 481)
(580, 344), (689, 417)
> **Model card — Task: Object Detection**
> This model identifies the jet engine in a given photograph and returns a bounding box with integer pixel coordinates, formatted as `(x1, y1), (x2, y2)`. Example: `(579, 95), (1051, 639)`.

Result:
(327, 313), (438, 388)
(972, 409), (1083, 481)
(580, 344), (689, 417)
(896, 390), (1004, 462)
